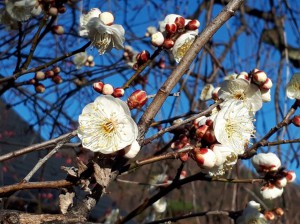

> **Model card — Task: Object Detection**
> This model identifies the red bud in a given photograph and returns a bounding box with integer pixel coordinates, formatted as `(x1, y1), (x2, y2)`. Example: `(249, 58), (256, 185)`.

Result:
(35, 83), (45, 93)
(186, 19), (200, 30)
(52, 75), (63, 84)
(93, 81), (104, 93)
(292, 115), (300, 127)
(112, 87), (125, 98)
(163, 39), (174, 49)
(175, 16), (185, 29)
(127, 90), (148, 109)
(166, 23), (177, 34)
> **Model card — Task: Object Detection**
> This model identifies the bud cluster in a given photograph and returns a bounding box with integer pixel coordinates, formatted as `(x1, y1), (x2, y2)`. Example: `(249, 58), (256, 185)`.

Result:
(170, 134), (190, 162)
(263, 207), (285, 221)
(93, 81), (125, 98)
(252, 152), (296, 200)
(249, 69), (273, 102)
(150, 15), (200, 50)
(28, 66), (63, 93)
(39, 0), (68, 16)
(132, 50), (150, 71)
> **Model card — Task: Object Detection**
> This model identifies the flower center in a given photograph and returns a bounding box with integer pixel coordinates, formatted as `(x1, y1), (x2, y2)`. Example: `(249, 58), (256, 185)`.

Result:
(93, 33), (111, 54)
(100, 118), (117, 135)
(176, 40), (193, 59)
(233, 90), (245, 100)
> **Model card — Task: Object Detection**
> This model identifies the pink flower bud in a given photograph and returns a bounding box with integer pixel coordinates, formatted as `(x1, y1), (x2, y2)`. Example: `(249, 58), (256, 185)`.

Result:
(158, 57), (165, 69)
(273, 208), (284, 216)
(212, 87), (220, 101)
(52, 75), (63, 84)
(175, 16), (185, 29)
(194, 148), (216, 169)
(180, 152), (189, 162)
(136, 50), (150, 64)
(93, 81), (104, 93)
(186, 19), (200, 30)
(102, 84), (114, 95)
(237, 71), (249, 80)
(35, 71), (46, 80)
(252, 69), (267, 85)
(292, 115), (300, 127)
(48, 7), (58, 16)
(35, 83), (45, 93)
(27, 78), (36, 85)
(163, 39), (175, 49)
(260, 78), (273, 90)
(52, 25), (64, 35)
(52, 66), (61, 74)
(180, 170), (187, 179)
(127, 90), (148, 109)
(275, 177), (287, 188)
(264, 211), (275, 221)
(202, 129), (217, 144)
(165, 23), (177, 34)
(195, 125), (209, 138)
(252, 152), (281, 173)
(112, 87), (125, 98)
(151, 32), (165, 47)
(45, 70), (55, 78)
(99, 12), (114, 25)
(285, 171), (296, 183)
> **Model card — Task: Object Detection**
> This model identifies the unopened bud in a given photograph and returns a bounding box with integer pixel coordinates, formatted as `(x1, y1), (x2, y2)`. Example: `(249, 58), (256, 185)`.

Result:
(112, 87), (125, 98)
(93, 81), (104, 93)
(252, 69), (267, 85)
(52, 25), (64, 35)
(186, 19), (200, 30)
(275, 177), (287, 188)
(48, 7), (58, 16)
(127, 90), (147, 109)
(212, 87), (220, 101)
(292, 115), (300, 127)
(180, 170), (187, 179)
(87, 55), (94, 62)
(133, 63), (139, 71)
(52, 66), (61, 74)
(158, 57), (165, 69)
(180, 152), (189, 162)
(102, 84), (114, 95)
(45, 70), (55, 78)
(264, 211), (275, 221)
(100, 12), (114, 25)
(27, 78), (36, 85)
(202, 129), (217, 144)
(261, 78), (273, 90)
(175, 16), (185, 29)
(285, 170), (296, 183)
(194, 148), (216, 169)
(89, 61), (95, 67)
(195, 125), (209, 138)
(35, 83), (45, 93)
(273, 207), (284, 216)
(165, 23), (177, 34)
(123, 140), (140, 159)
(237, 71), (249, 80)
(136, 50), (150, 64)
(35, 71), (46, 80)
(151, 32), (165, 47)
(52, 75), (63, 84)
(163, 39), (174, 49)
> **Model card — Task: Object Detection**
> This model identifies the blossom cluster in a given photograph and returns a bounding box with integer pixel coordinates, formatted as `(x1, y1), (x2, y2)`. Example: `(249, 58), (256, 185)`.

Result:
(149, 14), (200, 62)
(252, 152), (296, 200)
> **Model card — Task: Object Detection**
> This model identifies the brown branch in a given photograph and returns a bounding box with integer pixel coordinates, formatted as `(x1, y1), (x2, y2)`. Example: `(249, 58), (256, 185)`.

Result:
(137, 0), (245, 144)
(0, 130), (78, 162)
(0, 180), (73, 197)
(240, 100), (299, 159)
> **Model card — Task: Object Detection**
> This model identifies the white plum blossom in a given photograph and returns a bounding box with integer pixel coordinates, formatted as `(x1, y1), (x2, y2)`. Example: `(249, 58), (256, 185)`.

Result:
(80, 8), (125, 55)
(73, 52), (88, 69)
(214, 102), (255, 154)
(236, 201), (267, 224)
(286, 73), (300, 99)
(78, 95), (138, 154)
(252, 152), (281, 173)
(205, 144), (238, 176)
(260, 183), (284, 200)
(5, 0), (41, 22)
(153, 198), (167, 213)
(200, 84), (214, 101)
(172, 32), (197, 63)
(219, 78), (262, 112)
